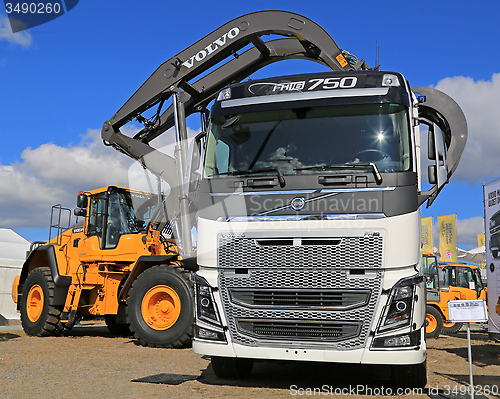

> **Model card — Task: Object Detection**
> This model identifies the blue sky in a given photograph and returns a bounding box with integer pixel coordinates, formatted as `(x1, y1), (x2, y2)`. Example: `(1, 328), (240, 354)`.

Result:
(1, 0), (499, 249)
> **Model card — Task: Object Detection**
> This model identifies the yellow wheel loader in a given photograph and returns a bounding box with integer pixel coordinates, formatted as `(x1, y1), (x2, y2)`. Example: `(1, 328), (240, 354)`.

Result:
(423, 254), (487, 338)
(12, 186), (196, 348)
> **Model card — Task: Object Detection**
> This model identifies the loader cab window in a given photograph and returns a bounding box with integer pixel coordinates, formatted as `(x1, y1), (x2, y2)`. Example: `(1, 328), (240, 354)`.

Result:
(87, 193), (106, 240)
(105, 189), (159, 249)
(87, 189), (158, 249)
(423, 256), (439, 289)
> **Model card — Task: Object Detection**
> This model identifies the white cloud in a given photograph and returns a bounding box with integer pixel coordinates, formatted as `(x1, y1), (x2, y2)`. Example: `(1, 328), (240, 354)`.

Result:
(433, 73), (500, 185)
(0, 126), (202, 231)
(0, 15), (32, 47)
(0, 129), (132, 229)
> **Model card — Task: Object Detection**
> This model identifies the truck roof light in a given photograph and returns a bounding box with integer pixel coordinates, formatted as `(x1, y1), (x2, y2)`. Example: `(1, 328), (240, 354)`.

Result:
(217, 88), (231, 101)
(382, 74), (400, 87)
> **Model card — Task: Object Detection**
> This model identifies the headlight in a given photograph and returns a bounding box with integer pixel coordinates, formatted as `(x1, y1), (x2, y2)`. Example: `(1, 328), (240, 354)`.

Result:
(372, 330), (421, 349)
(192, 273), (222, 327)
(378, 276), (423, 332)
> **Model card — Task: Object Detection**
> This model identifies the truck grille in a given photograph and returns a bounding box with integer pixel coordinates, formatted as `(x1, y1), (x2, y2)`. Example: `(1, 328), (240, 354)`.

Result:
(218, 234), (383, 269)
(229, 288), (370, 310)
(217, 231), (384, 349)
(237, 319), (361, 341)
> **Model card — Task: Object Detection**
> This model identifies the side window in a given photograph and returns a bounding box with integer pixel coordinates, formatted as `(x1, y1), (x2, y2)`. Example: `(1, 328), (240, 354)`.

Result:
(215, 140), (230, 174)
(106, 192), (123, 249)
(88, 193), (106, 239)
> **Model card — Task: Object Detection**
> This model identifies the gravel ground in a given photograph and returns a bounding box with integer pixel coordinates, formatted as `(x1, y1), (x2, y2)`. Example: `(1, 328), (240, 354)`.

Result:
(1, 321), (499, 399)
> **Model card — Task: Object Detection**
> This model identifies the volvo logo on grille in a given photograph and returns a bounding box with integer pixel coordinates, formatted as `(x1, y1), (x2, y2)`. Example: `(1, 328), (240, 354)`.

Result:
(290, 197), (305, 211)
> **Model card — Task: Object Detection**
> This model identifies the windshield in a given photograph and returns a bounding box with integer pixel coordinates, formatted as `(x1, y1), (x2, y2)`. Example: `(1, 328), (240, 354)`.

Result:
(108, 190), (159, 236)
(204, 104), (411, 178)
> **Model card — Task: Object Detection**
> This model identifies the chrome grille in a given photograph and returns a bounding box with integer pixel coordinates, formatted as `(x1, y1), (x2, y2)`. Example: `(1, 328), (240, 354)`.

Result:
(219, 268), (383, 349)
(229, 288), (370, 310)
(218, 234), (383, 269)
(237, 319), (361, 341)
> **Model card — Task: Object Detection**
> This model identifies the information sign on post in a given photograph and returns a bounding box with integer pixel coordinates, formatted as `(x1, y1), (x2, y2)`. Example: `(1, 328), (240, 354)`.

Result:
(447, 299), (488, 399)
(448, 300), (489, 323)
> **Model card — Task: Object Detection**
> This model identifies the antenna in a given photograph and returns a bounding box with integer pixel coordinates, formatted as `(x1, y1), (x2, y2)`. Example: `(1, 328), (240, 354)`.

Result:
(375, 41), (380, 70)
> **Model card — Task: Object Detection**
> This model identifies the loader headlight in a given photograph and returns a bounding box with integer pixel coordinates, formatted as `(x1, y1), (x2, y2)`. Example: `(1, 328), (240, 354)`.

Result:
(192, 273), (222, 327)
(378, 276), (423, 332)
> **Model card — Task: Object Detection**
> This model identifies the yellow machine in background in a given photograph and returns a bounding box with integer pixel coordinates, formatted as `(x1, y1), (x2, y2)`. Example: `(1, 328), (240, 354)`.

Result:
(12, 186), (195, 348)
(423, 254), (487, 338)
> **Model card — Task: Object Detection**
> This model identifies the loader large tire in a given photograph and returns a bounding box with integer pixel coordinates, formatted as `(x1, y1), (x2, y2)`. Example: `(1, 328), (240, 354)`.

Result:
(425, 305), (443, 339)
(20, 267), (63, 336)
(126, 265), (194, 348)
(442, 322), (463, 334)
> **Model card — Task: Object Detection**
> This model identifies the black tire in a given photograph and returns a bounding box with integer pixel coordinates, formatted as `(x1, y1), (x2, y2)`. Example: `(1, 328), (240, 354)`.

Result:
(20, 267), (64, 337)
(126, 265), (194, 348)
(391, 360), (427, 389)
(211, 356), (254, 379)
(425, 305), (443, 339)
(442, 322), (463, 334)
(105, 314), (132, 336)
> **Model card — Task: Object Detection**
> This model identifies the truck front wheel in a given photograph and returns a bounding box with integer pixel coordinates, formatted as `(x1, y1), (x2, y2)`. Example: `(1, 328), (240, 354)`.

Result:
(20, 267), (63, 336)
(391, 360), (427, 389)
(126, 265), (193, 348)
(211, 356), (254, 379)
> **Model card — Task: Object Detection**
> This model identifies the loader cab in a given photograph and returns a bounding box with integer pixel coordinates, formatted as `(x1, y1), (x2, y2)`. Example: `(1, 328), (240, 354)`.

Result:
(443, 264), (485, 298)
(76, 186), (159, 250)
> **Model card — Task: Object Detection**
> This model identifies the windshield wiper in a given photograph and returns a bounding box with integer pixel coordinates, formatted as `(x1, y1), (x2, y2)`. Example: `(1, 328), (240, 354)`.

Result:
(295, 163), (383, 185)
(215, 167), (286, 188)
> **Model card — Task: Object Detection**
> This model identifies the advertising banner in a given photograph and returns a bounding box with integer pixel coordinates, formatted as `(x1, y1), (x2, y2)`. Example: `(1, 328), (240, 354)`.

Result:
(478, 233), (486, 248)
(438, 214), (457, 262)
(484, 179), (500, 336)
(421, 217), (434, 254)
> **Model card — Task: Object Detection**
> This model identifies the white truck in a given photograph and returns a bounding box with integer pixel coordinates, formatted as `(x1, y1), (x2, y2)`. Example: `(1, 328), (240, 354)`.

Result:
(101, 11), (467, 388)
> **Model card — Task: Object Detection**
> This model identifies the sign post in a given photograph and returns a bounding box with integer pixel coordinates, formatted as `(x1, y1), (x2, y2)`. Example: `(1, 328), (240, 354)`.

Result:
(448, 300), (489, 399)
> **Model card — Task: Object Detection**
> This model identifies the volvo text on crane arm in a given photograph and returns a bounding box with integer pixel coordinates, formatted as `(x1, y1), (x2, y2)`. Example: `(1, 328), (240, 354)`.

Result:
(101, 11), (467, 388)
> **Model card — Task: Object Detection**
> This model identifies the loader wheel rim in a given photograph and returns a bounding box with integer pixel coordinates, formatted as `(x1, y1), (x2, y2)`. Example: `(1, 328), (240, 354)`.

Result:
(141, 285), (181, 330)
(426, 313), (437, 334)
(26, 284), (44, 323)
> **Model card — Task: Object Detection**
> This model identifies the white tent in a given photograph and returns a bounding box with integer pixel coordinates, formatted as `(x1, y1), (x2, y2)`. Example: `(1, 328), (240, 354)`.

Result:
(0, 228), (30, 320)
(457, 246), (486, 264)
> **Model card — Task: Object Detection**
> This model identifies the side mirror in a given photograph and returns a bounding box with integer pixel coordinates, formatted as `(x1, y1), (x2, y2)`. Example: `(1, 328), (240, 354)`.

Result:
(428, 165), (437, 185)
(76, 193), (88, 208)
(191, 132), (206, 171)
(74, 208), (86, 217)
(428, 126), (436, 160)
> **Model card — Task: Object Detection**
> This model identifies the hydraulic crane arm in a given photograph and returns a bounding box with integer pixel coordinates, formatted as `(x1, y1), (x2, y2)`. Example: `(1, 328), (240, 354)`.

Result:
(102, 10), (368, 148)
